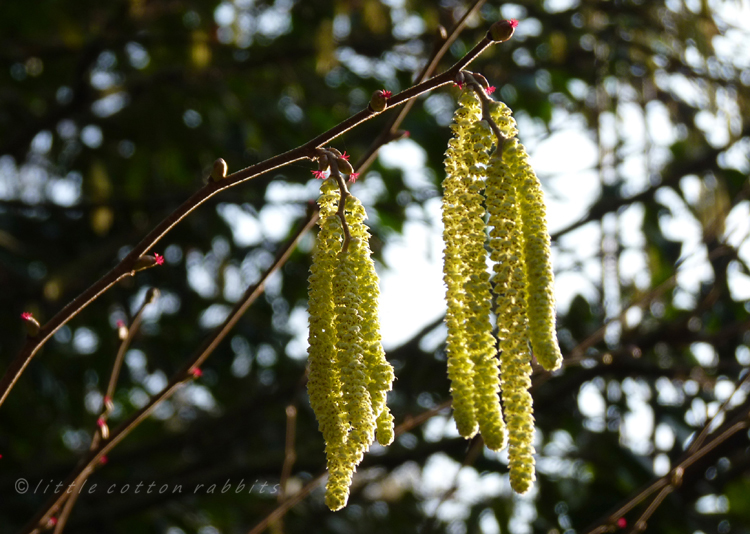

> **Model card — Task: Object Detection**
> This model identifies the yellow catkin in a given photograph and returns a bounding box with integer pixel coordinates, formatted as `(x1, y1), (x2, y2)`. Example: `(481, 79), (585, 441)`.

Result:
(326, 242), (372, 511)
(442, 89), (483, 438)
(307, 179), (344, 447)
(507, 142), (563, 372)
(464, 119), (507, 451)
(307, 179), (353, 511)
(487, 152), (535, 493)
(345, 196), (395, 446)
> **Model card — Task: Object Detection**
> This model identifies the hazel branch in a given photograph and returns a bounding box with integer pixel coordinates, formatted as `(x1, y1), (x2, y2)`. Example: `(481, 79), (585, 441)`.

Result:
(0, 22), (513, 410)
(583, 384), (750, 534)
(354, 0), (490, 173)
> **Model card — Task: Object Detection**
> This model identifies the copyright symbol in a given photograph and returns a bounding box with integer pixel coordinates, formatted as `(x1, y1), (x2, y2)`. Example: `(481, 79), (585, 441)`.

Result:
(15, 478), (29, 494)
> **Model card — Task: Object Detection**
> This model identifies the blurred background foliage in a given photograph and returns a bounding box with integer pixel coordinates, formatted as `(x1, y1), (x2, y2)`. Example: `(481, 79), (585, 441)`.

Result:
(1, 0), (750, 533)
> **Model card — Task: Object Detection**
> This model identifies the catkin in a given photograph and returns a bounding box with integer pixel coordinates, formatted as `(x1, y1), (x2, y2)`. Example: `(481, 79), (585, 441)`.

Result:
(509, 142), (563, 372)
(307, 177), (395, 511)
(487, 153), (535, 493)
(440, 87), (562, 495)
(464, 119), (507, 452)
(307, 179), (346, 458)
(442, 89), (483, 438)
(344, 196), (395, 447)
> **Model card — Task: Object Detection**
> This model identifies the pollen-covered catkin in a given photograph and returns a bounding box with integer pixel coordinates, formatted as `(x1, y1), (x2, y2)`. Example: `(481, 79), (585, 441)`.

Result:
(442, 89), (483, 438)
(307, 175), (395, 511)
(307, 179), (350, 511)
(307, 180), (344, 449)
(487, 153), (535, 493)
(506, 141), (563, 372)
(436, 82), (563, 495)
(327, 239), (373, 511)
(343, 195), (395, 447)
(464, 119), (507, 451)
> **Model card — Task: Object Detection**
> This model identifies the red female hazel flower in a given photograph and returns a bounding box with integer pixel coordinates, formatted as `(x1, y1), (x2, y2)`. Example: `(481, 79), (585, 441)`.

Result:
(21, 312), (40, 337)
(489, 19), (518, 42)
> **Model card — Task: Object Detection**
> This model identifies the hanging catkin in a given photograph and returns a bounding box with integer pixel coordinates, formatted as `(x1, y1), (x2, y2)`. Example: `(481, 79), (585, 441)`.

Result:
(440, 87), (563, 495)
(442, 89), (483, 438)
(307, 176), (394, 511)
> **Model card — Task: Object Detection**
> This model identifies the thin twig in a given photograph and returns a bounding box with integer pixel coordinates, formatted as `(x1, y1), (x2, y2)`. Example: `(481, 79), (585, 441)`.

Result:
(0, 27), (503, 410)
(21, 212), (318, 534)
(464, 71), (507, 148)
(584, 391), (750, 533)
(354, 0), (489, 173)
(686, 368), (750, 454)
(52, 289), (159, 533)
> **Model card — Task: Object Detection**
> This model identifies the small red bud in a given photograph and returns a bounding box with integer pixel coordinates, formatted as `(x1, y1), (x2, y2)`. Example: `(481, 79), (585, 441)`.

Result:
(191, 368), (203, 378)
(154, 253), (164, 266)
(100, 455), (108, 465)
(49, 517), (58, 527)
(133, 255), (159, 272)
(349, 172), (360, 183)
(489, 19), (518, 42)
(617, 518), (627, 529)
(368, 90), (389, 112)
(21, 312), (40, 337)
(337, 157), (354, 175)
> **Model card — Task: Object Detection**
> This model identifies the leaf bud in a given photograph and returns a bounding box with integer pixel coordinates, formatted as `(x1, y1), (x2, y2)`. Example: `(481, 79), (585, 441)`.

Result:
(210, 158), (228, 182)
(97, 417), (110, 440)
(116, 320), (128, 340)
(145, 287), (161, 304)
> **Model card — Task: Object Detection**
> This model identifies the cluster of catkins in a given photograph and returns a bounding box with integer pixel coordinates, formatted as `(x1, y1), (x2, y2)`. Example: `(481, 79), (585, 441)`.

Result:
(442, 88), (563, 494)
(307, 170), (395, 511)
